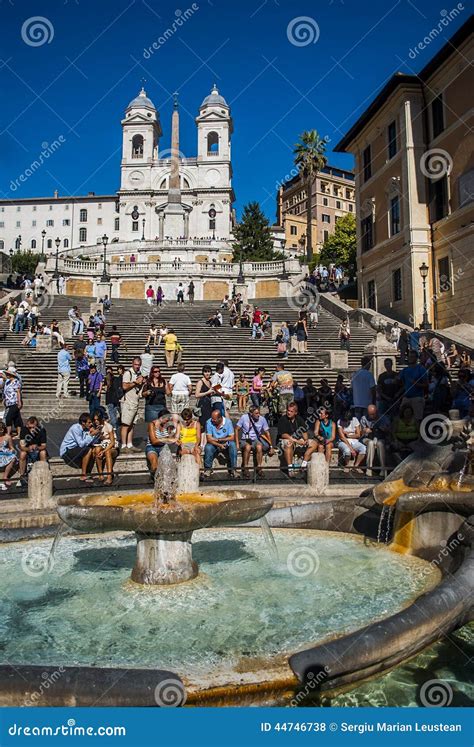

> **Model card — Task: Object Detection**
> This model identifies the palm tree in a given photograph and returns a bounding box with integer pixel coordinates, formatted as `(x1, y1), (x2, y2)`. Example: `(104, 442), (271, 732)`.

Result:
(293, 130), (328, 263)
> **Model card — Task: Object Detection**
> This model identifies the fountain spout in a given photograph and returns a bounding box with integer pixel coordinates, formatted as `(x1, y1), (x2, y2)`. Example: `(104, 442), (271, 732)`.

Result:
(154, 445), (178, 504)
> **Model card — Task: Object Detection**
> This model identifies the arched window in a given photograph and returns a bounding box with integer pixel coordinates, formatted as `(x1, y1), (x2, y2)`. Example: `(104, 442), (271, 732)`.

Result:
(79, 227), (87, 242)
(79, 209), (87, 222)
(207, 132), (219, 155)
(47, 239), (52, 249)
(63, 238), (69, 248)
(31, 239), (37, 249)
(132, 134), (144, 158)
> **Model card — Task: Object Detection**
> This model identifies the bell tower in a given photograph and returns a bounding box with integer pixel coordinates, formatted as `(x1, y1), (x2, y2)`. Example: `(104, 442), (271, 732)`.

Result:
(120, 86), (162, 191)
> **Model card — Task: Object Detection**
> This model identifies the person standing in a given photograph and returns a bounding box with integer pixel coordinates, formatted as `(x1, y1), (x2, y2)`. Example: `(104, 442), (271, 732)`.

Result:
(58, 275), (66, 294)
(87, 363), (104, 417)
(271, 362), (294, 415)
(109, 326), (123, 364)
(75, 349), (90, 399)
(339, 318), (351, 351)
(142, 366), (167, 422)
(377, 358), (400, 418)
(187, 281), (195, 304)
(1, 369), (23, 438)
(389, 322), (401, 350)
(156, 286), (164, 307)
(195, 365), (214, 443)
(145, 285), (155, 305)
(176, 283), (185, 304)
(56, 343), (71, 399)
(94, 333), (107, 377)
(351, 357), (376, 419)
(120, 357), (144, 450)
(295, 312), (308, 354)
(104, 367), (121, 431)
(140, 345), (154, 377)
(163, 329), (178, 368)
(167, 363), (192, 415)
(398, 350), (429, 421)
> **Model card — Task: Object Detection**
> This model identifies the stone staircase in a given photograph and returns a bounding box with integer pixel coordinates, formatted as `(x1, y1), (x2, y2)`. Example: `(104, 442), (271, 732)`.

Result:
(0, 295), (376, 421)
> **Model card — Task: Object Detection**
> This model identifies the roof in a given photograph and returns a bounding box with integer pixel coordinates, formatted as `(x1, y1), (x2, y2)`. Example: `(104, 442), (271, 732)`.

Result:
(335, 16), (473, 152)
(281, 164), (355, 191)
(201, 84), (229, 109)
(0, 195), (117, 205)
(126, 87), (156, 111)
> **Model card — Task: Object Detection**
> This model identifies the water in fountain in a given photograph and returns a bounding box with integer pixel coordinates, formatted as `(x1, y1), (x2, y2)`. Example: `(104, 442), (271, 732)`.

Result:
(376, 504), (395, 544)
(153, 445), (178, 505)
(376, 505), (388, 543)
(48, 524), (67, 567)
(259, 516), (279, 560)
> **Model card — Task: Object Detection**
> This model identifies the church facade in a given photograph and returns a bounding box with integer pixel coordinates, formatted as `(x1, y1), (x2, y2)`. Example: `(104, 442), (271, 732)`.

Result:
(0, 85), (235, 256)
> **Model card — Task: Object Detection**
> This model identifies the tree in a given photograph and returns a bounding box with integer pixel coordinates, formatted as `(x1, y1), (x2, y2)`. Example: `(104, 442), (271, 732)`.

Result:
(318, 213), (357, 277)
(232, 202), (277, 262)
(11, 250), (39, 276)
(293, 130), (327, 263)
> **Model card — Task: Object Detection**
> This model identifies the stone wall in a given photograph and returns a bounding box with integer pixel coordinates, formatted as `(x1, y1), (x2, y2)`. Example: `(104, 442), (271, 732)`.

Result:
(65, 278), (93, 296)
(120, 280), (146, 299)
(203, 280), (229, 301)
(255, 279), (279, 298)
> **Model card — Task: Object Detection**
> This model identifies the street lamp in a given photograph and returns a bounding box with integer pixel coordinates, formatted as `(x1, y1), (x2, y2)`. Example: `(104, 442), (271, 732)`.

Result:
(141, 217), (146, 241)
(53, 237), (61, 278)
(280, 237), (288, 279)
(419, 261), (431, 330)
(41, 229), (46, 262)
(101, 234), (110, 283)
(8, 248), (14, 274)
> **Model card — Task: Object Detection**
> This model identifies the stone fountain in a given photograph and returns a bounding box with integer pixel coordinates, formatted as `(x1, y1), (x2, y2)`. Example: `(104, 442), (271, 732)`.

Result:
(57, 446), (273, 585)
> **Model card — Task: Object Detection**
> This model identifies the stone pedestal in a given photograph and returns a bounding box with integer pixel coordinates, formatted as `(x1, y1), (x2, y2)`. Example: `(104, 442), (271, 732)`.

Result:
(131, 531), (198, 585)
(320, 350), (348, 370)
(36, 335), (53, 353)
(58, 321), (70, 339)
(0, 349), (9, 368)
(177, 458), (200, 494)
(234, 283), (249, 304)
(28, 462), (55, 509)
(364, 332), (397, 379)
(307, 453), (329, 495)
(271, 322), (283, 340)
(96, 282), (112, 302)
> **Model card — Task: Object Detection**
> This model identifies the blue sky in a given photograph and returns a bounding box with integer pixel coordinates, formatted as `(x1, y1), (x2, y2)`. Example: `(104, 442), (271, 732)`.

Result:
(0, 0), (468, 221)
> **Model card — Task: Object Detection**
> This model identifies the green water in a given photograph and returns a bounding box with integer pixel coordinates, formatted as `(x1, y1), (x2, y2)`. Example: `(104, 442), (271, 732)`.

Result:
(0, 529), (437, 683)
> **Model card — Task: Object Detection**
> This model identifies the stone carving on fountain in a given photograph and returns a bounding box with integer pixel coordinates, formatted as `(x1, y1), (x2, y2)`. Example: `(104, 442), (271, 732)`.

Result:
(57, 446), (273, 586)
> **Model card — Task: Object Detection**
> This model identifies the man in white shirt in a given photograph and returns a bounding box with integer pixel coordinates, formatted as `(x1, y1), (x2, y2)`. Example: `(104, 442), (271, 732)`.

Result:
(140, 346), (154, 377)
(220, 359), (235, 398)
(167, 363), (192, 414)
(351, 357), (376, 418)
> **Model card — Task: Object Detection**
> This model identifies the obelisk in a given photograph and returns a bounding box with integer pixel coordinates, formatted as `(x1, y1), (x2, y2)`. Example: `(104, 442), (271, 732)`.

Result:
(163, 92), (187, 237)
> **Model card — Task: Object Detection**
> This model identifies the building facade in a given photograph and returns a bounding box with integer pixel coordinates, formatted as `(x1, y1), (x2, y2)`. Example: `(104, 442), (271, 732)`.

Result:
(0, 85), (235, 259)
(276, 165), (355, 256)
(335, 18), (473, 330)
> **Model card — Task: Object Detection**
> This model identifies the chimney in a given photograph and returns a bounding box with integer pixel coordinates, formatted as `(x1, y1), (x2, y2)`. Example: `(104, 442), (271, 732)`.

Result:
(54, 190), (59, 198)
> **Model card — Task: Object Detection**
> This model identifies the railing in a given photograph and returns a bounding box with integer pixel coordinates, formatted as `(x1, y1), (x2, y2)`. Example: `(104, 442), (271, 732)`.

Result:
(47, 257), (302, 277)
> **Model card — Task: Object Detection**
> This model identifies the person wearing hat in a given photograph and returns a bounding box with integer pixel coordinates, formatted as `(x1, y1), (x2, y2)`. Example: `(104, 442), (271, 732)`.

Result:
(1, 367), (23, 439)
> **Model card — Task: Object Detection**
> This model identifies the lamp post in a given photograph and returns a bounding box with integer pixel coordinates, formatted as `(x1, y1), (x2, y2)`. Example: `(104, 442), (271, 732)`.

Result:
(9, 248), (14, 274)
(237, 244), (245, 284)
(53, 237), (60, 278)
(280, 237), (288, 279)
(101, 234), (110, 283)
(41, 229), (46, 262)
(419, 261), (431, 330)
(141, 217), (146, 241)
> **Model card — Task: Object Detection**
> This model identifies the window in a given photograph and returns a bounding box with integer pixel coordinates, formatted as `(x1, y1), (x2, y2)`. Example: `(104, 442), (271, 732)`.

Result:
(336, 200), (341, 209)
(63, 219), (70, 226)
(323, 230), (329, 242)
(49, 205), (52, 211)
(207, 131), (219, 155)
(79, 227), (87, 242)
(390, 195), (400, 235)
(114, 217), (120, 231)
(79, 209), (88, 222)
(430, 176), (449, 222)
(392, 268), (402, 301)
(361, 216), (374, 252)
(0, 207), (3, 212)
(0, 241), (3, 249)
(0, 222), (3, 228)
(345, 188), (351, 199)
(349, 204), (353, 212)
(46, 219), (54, 227)
(323, 197), (328, 206)
(388, 120), (397, 159)
(47, 239), (52, 249)
(32, 220), (36, 227)
(32, 206), (36, 212)
(98, 203), (102, 210)
(65, 204), (69, 211)
(322, 214), (330, 223)
(97, 218), (102, 225)
(363, 145), (372, 182)
(333, 185), (339, 196)
(16, 206), (21, 212)
(367, 279), (376, 310)
(132, 221), (139, 232)
(431, 95), (444, 138)
(438, 256), (451, 293)
(132, 134), (144, 158)
(63, 238), (69, 248)
(16, 221), (20, 228)
(290, 225), (297, 235)
(31, 239), (37, 249)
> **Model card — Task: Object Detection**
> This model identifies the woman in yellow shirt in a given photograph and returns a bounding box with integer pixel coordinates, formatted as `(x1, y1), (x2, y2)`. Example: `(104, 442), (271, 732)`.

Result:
(178, 408), (201, 468)
(163, 329), (178, 368)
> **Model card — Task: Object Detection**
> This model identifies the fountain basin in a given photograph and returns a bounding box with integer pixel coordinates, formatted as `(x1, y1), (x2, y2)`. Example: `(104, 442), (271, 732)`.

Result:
(57, 490), (274, 586)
